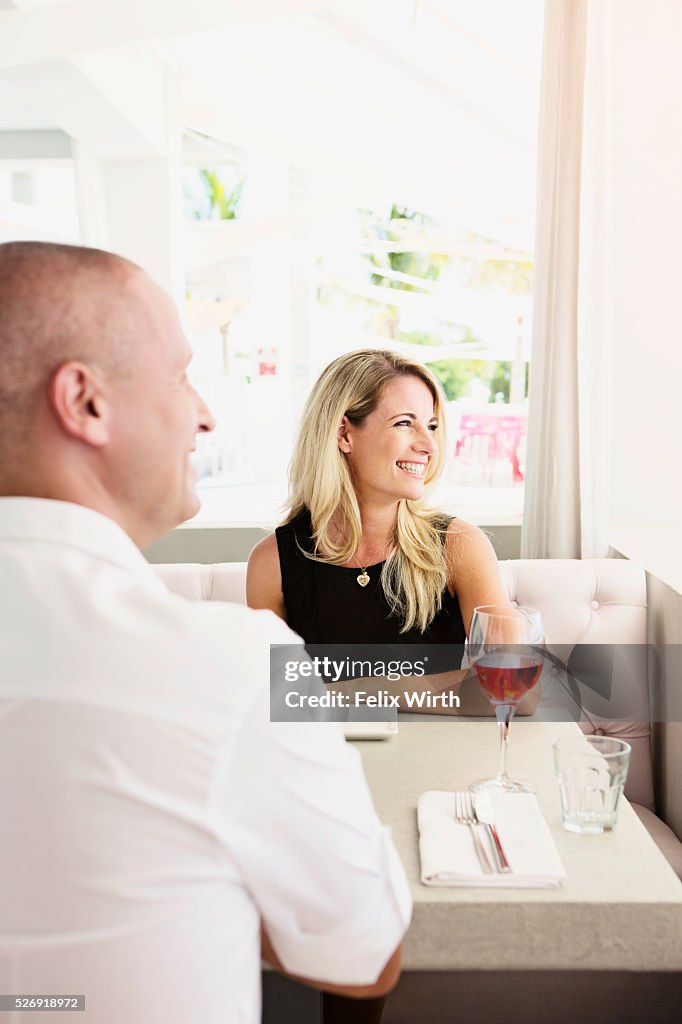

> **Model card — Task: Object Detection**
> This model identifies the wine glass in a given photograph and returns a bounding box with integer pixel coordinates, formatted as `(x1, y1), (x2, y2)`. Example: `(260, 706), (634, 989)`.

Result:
(467, 604), (544, 794)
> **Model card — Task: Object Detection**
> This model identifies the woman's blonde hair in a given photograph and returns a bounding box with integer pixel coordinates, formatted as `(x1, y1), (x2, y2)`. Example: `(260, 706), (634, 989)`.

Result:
(284, 349), (451, 633)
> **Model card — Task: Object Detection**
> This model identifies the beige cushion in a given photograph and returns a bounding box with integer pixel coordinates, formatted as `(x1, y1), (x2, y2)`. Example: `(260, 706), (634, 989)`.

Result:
(499, 558), (653, 810)
(152, 562), (246, 604)
(499, 558), (647, 645)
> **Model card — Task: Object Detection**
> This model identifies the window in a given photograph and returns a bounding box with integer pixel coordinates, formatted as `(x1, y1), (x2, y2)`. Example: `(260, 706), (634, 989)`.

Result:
(180, 1), (545, 526)
(0, 1), (544, 529)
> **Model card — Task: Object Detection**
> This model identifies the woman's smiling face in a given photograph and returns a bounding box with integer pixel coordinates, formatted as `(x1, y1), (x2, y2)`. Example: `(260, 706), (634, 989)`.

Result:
(338, 375), (438, 506)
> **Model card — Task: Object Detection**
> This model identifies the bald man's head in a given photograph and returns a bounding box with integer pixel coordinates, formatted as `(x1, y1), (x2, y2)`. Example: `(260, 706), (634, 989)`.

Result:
(0, 242), (144, 458)
(0, 241), (214, 546)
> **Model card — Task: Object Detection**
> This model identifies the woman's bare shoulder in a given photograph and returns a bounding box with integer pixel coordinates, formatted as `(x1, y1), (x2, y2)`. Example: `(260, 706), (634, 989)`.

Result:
(248, 532), (280, 566)
(246, 533), (285, 618)
(444, 518), (499, 579)
(443, 517), (508, 620)
(445, 517), (494, 552)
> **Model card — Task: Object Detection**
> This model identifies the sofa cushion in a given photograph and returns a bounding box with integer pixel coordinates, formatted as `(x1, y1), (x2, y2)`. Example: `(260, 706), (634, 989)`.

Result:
(499, 559), (654, 810)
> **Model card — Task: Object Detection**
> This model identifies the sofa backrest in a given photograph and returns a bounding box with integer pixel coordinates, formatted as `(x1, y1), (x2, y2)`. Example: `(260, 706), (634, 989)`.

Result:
(153, 557), (652, 808)
(498, 559), (651, 808)
(152, 561), (247, 604)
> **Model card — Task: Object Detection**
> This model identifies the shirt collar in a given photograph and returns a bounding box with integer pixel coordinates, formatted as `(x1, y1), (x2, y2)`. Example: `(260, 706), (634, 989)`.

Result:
(0, 497), (156, 577)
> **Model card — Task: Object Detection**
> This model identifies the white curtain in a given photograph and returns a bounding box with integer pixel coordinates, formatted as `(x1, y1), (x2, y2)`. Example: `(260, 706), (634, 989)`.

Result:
(521, 0), (613, 558)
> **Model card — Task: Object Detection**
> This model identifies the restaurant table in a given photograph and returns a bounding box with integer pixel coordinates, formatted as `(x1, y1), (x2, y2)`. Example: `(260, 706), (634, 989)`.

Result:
(263, 719), (682, 1024)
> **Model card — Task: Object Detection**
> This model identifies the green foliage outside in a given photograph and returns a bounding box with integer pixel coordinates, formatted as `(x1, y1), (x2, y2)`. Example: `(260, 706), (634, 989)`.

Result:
(461, 232), (532, 295)
(399, 328), (476, 349)
(198, 170), (243, 220)
(400, 330), (512, 403)
(364, 204), (448, 291)
(357, 208), (532, 401)
(428, 358), (507, 402)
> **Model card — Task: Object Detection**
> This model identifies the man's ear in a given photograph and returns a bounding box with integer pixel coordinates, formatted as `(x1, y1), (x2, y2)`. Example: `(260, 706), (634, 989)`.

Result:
(48, 361), (111, 448)
(337, 415), (352, 454)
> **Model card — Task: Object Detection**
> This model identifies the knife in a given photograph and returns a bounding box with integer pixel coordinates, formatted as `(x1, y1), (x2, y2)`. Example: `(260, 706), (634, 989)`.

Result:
(474, 791), (512, 873)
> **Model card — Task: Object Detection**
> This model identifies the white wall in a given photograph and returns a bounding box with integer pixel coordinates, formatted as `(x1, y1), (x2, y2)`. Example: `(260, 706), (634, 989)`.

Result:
(610, 0), (682, 531)
(610, 1), (682, 838)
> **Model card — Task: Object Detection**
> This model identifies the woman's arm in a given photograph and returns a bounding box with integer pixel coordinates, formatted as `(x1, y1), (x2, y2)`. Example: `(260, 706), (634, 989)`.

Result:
(445, 519), (511, 635)
(445, 519), (539, 716)
(246, 534), (287, 621)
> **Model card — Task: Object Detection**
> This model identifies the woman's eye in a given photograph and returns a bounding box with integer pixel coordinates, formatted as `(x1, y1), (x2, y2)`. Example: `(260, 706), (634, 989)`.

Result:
(393, 420), (438, 430)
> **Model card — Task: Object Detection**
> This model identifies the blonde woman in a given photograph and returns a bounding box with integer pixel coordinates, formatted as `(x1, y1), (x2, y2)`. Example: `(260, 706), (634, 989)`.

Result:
(248, 348), (514, 713)
(249, 349), (523, 1024)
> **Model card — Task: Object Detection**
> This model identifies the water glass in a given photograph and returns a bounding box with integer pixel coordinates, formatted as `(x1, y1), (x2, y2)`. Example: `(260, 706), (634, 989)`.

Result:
(553, 735), (631, 835)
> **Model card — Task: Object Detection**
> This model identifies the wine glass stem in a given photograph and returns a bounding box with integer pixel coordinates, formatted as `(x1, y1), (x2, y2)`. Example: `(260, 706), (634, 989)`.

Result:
(496, 704), (515, 782)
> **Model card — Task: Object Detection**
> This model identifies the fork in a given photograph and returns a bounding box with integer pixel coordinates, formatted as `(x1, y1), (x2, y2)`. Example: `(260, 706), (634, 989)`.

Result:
(454, 791), (493, 874)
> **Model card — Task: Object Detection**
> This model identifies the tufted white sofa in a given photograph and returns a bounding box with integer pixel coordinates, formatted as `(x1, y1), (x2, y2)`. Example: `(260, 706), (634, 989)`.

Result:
(152, 557), (682, 877)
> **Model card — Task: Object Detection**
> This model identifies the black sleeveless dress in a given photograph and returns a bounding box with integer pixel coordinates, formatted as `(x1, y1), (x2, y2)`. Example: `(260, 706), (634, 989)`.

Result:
(275, 508), (466, 657)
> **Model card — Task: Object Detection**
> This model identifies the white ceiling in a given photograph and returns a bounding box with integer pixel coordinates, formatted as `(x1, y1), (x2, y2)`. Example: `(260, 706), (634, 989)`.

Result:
(0, 79), (55, 128)
(0, 0), (544, 247)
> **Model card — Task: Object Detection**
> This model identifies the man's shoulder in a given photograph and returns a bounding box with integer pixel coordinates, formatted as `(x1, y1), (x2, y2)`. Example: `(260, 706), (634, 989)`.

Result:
(135, 581), (299, 657)
(161, 589), (298, 643)
(117, 582), (302, 716)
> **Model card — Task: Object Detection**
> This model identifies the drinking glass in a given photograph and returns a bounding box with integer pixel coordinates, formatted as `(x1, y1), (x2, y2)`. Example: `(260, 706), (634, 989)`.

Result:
(467, 605), (544, 794)
(553, 735), (631, 834)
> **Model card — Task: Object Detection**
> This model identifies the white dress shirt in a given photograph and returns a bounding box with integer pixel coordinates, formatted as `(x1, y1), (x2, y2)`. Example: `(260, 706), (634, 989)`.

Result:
(0, 499), (411, 1024)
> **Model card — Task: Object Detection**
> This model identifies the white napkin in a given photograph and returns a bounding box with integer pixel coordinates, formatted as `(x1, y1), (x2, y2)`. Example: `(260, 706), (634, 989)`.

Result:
(418, 790), (566, 888)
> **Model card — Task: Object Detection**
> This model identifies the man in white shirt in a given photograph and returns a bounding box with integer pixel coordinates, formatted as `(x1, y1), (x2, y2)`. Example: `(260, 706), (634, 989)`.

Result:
(0, 242), (411, 1023)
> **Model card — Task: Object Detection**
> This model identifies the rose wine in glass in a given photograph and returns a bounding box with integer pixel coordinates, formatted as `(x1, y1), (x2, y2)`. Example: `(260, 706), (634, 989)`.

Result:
(467, 605), (544, 794)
